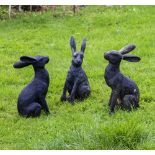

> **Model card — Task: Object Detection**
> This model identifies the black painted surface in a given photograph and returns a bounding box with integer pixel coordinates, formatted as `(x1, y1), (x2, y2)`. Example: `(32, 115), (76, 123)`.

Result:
(61, 36), (91, 103)
(13, 55), (50, 117)
(104, 44), (141, 114)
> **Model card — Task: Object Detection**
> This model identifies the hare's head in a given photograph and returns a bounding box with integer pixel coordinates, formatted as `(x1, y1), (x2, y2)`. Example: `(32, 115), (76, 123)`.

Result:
(104, 44), (141, 64)
(70, 36), (86, 67)
(13, 55), (49, 69)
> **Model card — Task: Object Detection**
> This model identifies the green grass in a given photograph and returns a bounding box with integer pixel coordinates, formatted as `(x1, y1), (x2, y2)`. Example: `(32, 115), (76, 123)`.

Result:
(0, 6), (155, 150)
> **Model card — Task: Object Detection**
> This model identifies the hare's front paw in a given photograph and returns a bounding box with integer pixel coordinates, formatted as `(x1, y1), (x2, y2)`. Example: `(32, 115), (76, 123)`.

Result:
(68, 96), (74, 103)
(109, 110), (114, 115)
(46, 111), (51, 115)
(61, 95), (67, 102)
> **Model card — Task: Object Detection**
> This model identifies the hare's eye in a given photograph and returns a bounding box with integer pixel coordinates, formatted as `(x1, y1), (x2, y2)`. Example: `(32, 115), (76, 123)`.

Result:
(80, 55), (83, 58)
(73, 54), (77, 58)
(39, 58), (44, 62)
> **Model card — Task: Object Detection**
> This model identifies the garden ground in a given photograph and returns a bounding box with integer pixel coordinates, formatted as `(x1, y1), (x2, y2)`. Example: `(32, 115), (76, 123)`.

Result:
(0, 6), (155, 149)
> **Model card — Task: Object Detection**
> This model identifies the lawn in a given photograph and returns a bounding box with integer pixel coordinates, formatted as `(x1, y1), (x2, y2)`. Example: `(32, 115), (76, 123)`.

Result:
(0, 5), (155, 150)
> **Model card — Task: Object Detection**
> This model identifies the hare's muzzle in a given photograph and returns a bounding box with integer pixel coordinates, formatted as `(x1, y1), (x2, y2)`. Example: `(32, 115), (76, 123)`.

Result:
(104, 52), (109, 60)
(44, 56), (49, 64)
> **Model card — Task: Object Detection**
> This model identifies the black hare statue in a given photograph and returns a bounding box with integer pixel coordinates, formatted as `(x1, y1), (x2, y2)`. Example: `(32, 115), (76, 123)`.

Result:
(13, 56), (50, 117)
(104, 44), (141, 114)
(61, 36), (91, 103)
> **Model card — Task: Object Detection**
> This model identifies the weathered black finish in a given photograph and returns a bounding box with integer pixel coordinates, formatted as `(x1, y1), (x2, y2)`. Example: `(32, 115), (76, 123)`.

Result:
(61, 36), (91, 103)
(13, 56), (50, 117)
(104, 44), (141, 114)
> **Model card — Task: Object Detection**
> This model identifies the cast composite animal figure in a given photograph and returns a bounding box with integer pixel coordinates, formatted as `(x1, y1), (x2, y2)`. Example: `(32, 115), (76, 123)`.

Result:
(104, 44), (141, 114)
(13, 56), (50, 117)
(61, 36), (91, 103)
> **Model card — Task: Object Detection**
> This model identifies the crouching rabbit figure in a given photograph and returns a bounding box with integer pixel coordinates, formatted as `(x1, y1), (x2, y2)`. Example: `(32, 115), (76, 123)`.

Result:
(104, 44), (141, 114)
(13, 56), (50, 117)
(61, 36), (91, 103)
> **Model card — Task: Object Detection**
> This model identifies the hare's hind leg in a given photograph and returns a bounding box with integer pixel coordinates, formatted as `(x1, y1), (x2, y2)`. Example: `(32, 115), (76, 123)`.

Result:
(122, 95), (139, 111)
(77, 85), (90, 100)
(25, 103), (41, 117)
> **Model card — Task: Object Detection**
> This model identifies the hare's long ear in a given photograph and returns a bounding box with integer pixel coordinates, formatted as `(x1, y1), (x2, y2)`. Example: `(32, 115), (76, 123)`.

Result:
(123, 55), (141, 62)
(81, 37), (86, 53)
(13, 56), (37, 68)
(13, 60), (29, 68)
(20, 56), (37, 63)
(119, 44), (136, 55)
(70, 36), (76, 55)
